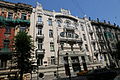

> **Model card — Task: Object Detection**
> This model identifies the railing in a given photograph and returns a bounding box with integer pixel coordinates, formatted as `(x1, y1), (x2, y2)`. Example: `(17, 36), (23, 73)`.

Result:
(0, 16), (30, 25)
(64, 25), (75, 30)
(89, 29), (93, 33)
(36, 49), (45, 55)
(91, 39), (96, 43)
(59, 37), (82, 43)
(36, 21), (44, 26)
(36, 34), (44, 39)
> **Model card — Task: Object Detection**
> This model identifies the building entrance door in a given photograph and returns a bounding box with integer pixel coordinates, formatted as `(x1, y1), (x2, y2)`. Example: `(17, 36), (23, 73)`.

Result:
(71, 56), (81, 72)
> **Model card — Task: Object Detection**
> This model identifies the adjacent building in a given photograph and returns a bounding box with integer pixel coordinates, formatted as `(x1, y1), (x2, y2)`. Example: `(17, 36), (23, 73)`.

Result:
(0, 0), (32, 68)
(90, 19), (120, 67)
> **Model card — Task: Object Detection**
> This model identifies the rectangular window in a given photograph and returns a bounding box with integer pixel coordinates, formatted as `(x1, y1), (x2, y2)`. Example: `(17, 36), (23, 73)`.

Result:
(38, 43), (42, 49)
(83, 34), (86, 41)
(49, 30), (53, 38)
(38, 39), (42, 49)
(91, 34), (93, 40)
(38, 28), (42, 35)
(20, 27), (26, 31)
(57, 20), (61, 27)
(66, 32), (74, 38)
(51, 56), (55, 65)
(6, 27), (11, 33)
(81, 24), (84, 31)
(85, 44), (89, 51)
(38, 16), (42, 22)
(93, 43), (96, 50)
(21, 13), (26, 20)
(8, 12), (13, 19)
(48, 18), (52, 26)
(50, 42), (55, 51)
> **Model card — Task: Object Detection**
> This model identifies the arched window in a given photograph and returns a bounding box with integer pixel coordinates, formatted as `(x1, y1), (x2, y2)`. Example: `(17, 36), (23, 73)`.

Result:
(57, 20), (62, 27)
(65, 20), (71, 27)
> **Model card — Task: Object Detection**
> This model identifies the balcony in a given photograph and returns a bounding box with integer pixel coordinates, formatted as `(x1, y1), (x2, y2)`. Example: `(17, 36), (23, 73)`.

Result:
(36, 21), (44, 26)
(36, 49), (45, 54)
(59, 51), (86, 56)
(99, 39), (104, 43)
(64, 25), (75, 30)
(36, 49), (45, 59)
(96, 31), (102, 35)
(91, 39), (96, 43)
(36, 34), (44, 39)
(59, 37), (82, 44)
(0, 16), (30, 26)
(101, 49), (107, 53)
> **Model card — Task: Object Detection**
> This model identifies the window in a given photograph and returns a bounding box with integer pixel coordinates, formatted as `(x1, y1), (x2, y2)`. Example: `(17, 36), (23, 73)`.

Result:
(21, 13), (26, 20)
(83, 34), (86, 41)
(65, 21), (70, 27)
(38, 39), (42, 50)
(20, 27), (26, 31)
(66, 32), (74, 38)
(48, 18), (52, 26)
(57, 20), (61, 27)
(38, 28), (42, 35)
(111, 43), (116, 49)
(88, 25), (91, 30)
(50, 42), (55, 51)
(37, 58), (43, 66)
(74, 22), (78, 28)
(93, 43), (96, 50)
(38, 39), (42, 49)
(8, 12), (13, 19)
(91, 34), (93, 40)
(81, 24), (84, 31)
(51, 56), (55, 65)
(38, 16), (42, 22)
(60, 42), (64, 50)
(5, 27), (11, 33)
(49, 30), (53, 38)
(85, 44), (89, 51)
(79, 45), (82, 50)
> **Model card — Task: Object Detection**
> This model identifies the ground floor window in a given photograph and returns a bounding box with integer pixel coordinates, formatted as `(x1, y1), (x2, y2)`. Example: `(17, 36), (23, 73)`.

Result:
(51, 56), (56, 65)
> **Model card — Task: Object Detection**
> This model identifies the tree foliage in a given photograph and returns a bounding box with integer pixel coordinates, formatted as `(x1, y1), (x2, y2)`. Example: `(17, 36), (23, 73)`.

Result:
(14, 31), (33, 80)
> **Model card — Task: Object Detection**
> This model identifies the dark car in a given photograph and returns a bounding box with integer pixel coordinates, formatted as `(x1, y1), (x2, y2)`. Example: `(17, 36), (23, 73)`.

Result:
(85, 68), (117, 80)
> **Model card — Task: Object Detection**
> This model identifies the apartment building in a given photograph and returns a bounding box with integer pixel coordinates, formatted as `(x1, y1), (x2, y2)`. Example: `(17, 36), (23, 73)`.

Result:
(91, 19), (120, 68)
(29, 3), (103, 79)
(0, 0), (32, 68)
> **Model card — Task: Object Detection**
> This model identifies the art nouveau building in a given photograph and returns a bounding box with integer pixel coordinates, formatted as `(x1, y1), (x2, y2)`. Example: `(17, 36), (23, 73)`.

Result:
(91, 19), (120, 67)
(29, 4), (103, 78)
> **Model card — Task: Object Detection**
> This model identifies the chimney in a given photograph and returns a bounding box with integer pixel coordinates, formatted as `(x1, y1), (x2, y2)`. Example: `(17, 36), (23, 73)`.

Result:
(114, 23), (116, 26)
(97, 18), (99, 22)
(89, 17), (91, 21)
(104, 20), (106, 23)
(108, 21), (110, 24)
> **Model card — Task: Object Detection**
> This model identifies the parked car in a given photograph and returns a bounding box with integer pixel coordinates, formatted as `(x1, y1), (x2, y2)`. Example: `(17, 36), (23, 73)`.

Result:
(86, 68), (117, 80)
(114, 74), (120, 80)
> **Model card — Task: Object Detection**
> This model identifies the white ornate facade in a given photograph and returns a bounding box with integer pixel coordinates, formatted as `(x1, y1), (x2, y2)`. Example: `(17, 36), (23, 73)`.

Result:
(29, 3), (119, 79)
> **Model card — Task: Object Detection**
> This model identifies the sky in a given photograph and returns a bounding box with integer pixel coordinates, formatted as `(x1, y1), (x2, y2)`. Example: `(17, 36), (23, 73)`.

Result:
(5, 0), (120, 26)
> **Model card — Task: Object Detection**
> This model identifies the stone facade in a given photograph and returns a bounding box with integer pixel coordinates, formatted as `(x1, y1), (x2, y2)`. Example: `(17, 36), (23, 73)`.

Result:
(29, 3), (105, 78)
(0, 0), (32, 68)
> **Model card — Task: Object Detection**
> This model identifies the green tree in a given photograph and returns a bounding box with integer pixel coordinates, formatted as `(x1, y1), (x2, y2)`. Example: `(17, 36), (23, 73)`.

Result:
(14, 31), (33, 80)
